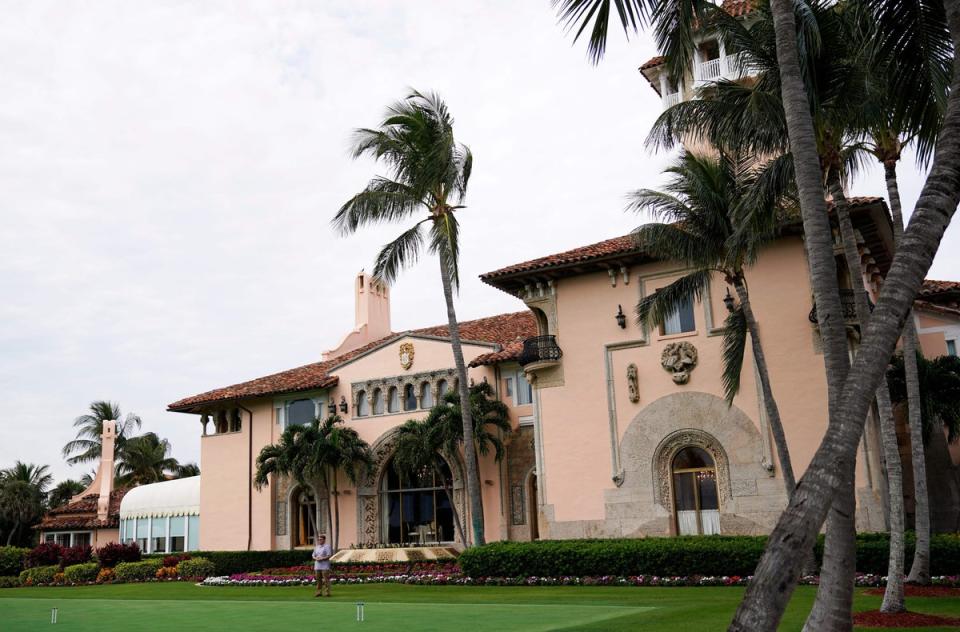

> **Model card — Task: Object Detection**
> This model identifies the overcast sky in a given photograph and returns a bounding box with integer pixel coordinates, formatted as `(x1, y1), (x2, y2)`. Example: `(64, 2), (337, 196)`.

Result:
(2, 1), (957, 483)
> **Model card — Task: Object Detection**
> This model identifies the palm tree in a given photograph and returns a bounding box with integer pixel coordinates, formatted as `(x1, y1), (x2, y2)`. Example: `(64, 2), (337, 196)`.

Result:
(62, 401), (142, 465)
(888, 353), (960, 444)
(2, 461), (54, 494)
(314, 415), (375, 550)
(333, 90), (486, 545)
(255, 424), (323, 541)
(47, 479), (85, 509)
(0, 479), (44, 546)
(630, 152), (800, 497)
(114, 433), (180, 486)
(78, 470), (96, 488)
(174, 463), (201, 478)
(390, 418), (468, 545)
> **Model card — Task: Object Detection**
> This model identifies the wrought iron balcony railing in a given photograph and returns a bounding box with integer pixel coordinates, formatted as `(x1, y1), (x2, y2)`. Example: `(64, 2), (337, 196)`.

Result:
(808, 289), (873, 325)
(518, 335), (563, 368)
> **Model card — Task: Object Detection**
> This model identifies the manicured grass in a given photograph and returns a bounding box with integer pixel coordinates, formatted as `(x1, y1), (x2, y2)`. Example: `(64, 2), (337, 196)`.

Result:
(1, 582), (959, 631)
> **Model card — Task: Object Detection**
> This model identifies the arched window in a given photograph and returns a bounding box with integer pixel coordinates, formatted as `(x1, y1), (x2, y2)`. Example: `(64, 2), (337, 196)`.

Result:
(292, 487), (318, 547)
(671, 447), (720, 535)
(380, 456), (454, 544)
(420, 382), (433, 409)
(437, 379), (448, 399)
(356, 391), (369, 417)
(404, 384), (417, 411)
(373, 388), (384, 415)
(387, 387), (400, 413)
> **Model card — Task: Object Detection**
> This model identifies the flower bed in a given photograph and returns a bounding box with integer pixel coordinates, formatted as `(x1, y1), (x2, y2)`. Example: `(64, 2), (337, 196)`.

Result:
(200, 572), (960, 588)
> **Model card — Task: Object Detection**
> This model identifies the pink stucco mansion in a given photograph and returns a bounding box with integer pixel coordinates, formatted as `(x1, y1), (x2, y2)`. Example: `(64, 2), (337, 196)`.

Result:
(148, 200), (959, 553)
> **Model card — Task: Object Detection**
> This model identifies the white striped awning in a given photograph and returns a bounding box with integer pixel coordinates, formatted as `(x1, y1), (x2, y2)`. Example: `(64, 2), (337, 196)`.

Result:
(119, 476), (200, 519)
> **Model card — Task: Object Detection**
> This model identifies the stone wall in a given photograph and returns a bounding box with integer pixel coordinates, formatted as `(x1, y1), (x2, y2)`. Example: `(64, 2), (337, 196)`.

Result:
(505, 425), (536, 541)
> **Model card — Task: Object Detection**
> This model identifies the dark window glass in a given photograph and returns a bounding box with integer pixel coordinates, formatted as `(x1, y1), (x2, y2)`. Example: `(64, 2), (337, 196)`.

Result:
(170, 536), (185, 552)
(698, 472), (719, 510)
(287, 399), (314, 427)
(404, 384), (417, 411)
(672, 447), (713, 470)
(672, 473), (697, 511)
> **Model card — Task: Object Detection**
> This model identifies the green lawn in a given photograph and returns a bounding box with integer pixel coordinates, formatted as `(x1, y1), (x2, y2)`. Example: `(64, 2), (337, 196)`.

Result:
(1, 583), (958, 631)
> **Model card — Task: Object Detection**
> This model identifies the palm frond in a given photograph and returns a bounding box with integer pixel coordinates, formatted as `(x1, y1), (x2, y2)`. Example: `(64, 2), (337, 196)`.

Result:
(372, 220), (427, 286)
(333, 178), (424, 235)
(429, 210), (461, 291)
(636, 269), (712, 330)
(720, 305), (748, 403)
(552, 0), (650, 64)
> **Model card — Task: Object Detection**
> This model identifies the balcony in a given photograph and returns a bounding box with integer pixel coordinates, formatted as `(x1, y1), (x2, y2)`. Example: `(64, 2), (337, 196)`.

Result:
(518, 335), (563, 370)
(694, 53), (748, 86)
(808, 289), (873, 325)
(662, 91), (682, 109)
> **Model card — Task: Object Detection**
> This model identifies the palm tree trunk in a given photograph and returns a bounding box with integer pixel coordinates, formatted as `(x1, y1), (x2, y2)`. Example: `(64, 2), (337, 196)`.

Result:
(332, 469), (340, 552)
(438, 251), (485, 546)
(444, 484), (467, 545)
(732, 280), (816, 576)
(6, 522), (18, 546)
(885, 161), (932, 585)
(730, 30), (960, 622)
(305, 480), (321, 546)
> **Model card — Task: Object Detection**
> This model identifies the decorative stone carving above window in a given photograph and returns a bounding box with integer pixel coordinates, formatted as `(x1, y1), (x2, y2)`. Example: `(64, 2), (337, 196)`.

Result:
(661, 341), (698, 384)
(351, 368), (457, 417)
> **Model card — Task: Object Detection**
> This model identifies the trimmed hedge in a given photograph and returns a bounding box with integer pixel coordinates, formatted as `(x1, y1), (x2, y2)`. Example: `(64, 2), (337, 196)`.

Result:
(177, 558), (216, 579)
(143, 550), (310, 576)
(19, 565), (58, 586)
(114, 559), (163, 582)
(63, 563), (99, 584)
(0, 546), (29, 576)
(0, 575), (21, 588)
(459, 533), (960, 578)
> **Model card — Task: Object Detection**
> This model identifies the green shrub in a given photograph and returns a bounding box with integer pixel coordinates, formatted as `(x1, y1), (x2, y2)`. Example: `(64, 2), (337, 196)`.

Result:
(62, 563), (100, 584)
(177, 558), (216, 579)
(143, 550), (310, 576)
(18, 565), (59, 586)
(458, 534), (960, 578)
(114, 559), (162, 582)
(0, 547), (29, 576)
(0, 575), (22, 588)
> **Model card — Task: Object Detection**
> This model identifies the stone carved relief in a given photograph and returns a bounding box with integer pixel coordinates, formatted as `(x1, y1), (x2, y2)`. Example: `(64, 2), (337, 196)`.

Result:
(510, 484), (526, 525)
(660, 342), (698, 384)
(652, 429), (731, 512)
(399, 342), (415, 370)
(275, 501), (287, 536)
(626, 363), (639, 403)
(356, 427), (466, 546)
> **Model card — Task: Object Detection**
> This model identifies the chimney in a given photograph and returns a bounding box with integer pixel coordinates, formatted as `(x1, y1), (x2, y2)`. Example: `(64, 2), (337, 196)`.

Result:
(323, 272), (393, 359)
(97, 420), (117, 522)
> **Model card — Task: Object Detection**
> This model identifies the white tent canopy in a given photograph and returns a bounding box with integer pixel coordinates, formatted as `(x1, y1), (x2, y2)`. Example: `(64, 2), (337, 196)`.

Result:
(119, 476), (200, 519)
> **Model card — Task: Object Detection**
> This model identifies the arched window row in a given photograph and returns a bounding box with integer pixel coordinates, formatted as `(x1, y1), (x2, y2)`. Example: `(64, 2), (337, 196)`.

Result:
(351, 370), (459, 418)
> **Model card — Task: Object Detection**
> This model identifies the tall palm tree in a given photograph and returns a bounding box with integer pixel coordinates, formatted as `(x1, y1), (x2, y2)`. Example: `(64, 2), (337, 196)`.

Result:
(0, 479), (44, 546)
(333, 90), (486, 545)
(2, 461), (54, 494)
(390, 418), (468, 545)
(630, 152), (800, 502)
(47, 479), (85, 509)
(314, 415), (375, 550)
(549, 2), (960, 627)
(62, 401), (142, 465)
(114, 433), (180, 486)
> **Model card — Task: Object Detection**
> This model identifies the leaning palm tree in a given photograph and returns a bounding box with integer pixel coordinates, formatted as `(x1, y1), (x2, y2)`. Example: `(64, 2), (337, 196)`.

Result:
(390, 418), (468, 545)
(333, 90), (485, 545)
(62, 401), (142, 465)
(114, 433), (180, 486)
(632, 151), (799, 500)
(313, 415), (375, 550)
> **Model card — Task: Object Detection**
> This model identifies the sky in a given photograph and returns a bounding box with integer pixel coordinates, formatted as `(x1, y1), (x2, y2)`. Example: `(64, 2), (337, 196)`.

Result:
(1, 1), (957, 483)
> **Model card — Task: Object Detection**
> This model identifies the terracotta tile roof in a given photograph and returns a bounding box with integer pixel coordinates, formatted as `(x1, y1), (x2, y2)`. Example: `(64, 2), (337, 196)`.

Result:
(640, 55), (665, 71)
(914, 299), (960, 318)
(722, 0), (754, 18)
(469, 340), (526, 367)
(920, 279), (960, 297)
(168, 311), (537, 411)
(37, 488), (129, 531)
(482, 197), (886, 284)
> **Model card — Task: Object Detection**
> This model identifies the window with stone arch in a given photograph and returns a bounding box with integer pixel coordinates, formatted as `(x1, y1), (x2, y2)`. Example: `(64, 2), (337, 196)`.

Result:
(403, 384), (417, 411)
(420, 382), (433, 409)
(356, 390), (369, 417)
(437, 379), (449, 399)
(387, 386), (400, 413)
(671, 446), (720, 536)
(372, 388), (385, 415)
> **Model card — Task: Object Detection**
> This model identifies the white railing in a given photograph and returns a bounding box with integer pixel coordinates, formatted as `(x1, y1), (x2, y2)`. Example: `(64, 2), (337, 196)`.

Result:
(695, 57), (722, 82)
(662, 91), (682, 109)
(695, 53), (751, 84)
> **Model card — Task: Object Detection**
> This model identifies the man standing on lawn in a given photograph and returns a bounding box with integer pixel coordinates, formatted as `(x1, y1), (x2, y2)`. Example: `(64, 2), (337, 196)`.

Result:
(312, 534), (333, 598)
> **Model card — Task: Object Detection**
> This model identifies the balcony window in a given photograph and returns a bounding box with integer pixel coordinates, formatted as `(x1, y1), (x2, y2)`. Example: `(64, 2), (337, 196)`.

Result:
(404, 384), (417, 411)
(420, 382), (433, 408)
(948, 339), (957, 356)
(372, 388), (385, 415)
(663, 295), (696, 335)
(356, 390), (369, 417)
(388, 386), (400, 413)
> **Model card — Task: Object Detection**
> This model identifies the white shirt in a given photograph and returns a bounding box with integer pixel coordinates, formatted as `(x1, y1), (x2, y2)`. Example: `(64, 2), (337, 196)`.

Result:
(313, 543), (332, 571)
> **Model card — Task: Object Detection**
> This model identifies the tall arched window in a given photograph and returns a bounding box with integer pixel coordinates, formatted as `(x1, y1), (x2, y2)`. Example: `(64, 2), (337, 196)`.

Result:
(420, 382), (433, 409)
(380, 457), (454, 544)
(387, 387), (400, 413)
(373, 388), (384, 415)
(291, 487), (318, 547)
(356, 391), (369, 417)
(672, 447), (720, 535)
(437, 379), (448, 399)
(403, 384), (417, 411)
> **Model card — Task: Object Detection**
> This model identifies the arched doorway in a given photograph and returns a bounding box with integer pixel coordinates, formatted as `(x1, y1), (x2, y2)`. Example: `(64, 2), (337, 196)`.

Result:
(671, 447), (720, 535)
(380, 457), (455, 545)
(291, 486), (318, 548)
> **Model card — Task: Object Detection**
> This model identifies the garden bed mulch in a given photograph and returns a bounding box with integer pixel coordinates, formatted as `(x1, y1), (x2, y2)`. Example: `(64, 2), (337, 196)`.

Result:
(864, 586), (960, 598)
(853, 610), (960, 628)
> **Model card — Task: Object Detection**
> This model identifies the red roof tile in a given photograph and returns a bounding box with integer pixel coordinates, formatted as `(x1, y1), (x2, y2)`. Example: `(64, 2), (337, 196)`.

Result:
(920, 279), (960, 297)
(640, 55), (665, 71)
(37, 488), (129, 531)
(168, 311), (537, 411)
(722, 0), (754, 18)
(469, 340), (526, 367)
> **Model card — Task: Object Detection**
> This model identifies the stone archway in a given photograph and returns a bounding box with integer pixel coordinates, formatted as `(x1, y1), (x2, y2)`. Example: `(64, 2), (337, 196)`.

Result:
(355, 428), (466, 546)
(652, 429), (731, 513)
